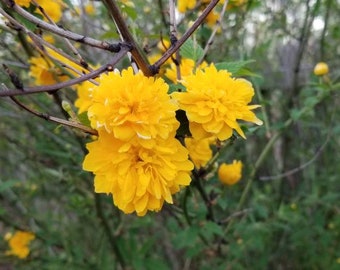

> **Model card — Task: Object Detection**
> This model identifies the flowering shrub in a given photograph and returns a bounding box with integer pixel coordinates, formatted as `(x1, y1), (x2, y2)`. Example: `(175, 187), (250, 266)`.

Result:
(1, 0), (338, 269)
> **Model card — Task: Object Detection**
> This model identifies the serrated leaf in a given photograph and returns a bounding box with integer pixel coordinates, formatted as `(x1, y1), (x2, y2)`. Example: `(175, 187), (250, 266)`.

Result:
(215, 60), (255, 74)
(180, 38), (204, 62)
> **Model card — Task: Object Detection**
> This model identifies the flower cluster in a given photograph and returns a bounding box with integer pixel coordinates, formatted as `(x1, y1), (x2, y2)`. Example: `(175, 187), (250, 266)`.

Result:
(5, 231), (35, 259)
(171, 63), (262, 167)
(76, 59), (262, 215)
(79, 68), (193, 216)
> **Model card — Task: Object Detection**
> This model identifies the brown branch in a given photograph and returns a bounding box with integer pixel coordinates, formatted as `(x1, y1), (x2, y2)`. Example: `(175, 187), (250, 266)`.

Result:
(30, 0), (87, 65)
(101, 0), (153, 76)
(10, 96), (98, 135)
(0, 43), (131, 97)
(1, 0), (121, 52)
(152, 0), (220, 72)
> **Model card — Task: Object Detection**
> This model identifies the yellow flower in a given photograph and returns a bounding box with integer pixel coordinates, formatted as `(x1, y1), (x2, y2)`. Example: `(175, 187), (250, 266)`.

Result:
(5, 231), (35, 259)
(15, 0), (31, 7)
(218, 160), (242, 185)
(75, 80), (97, 114)
(313, 62), (329, 76)
(178, 0), (196, 13)
(205, 10), (219, 27)
(29, 56), (61, 85)
(165, 58), (207, 83)
(87, 67), (179, 141)
(29, 48), (87, 85)
(35, 0), (63, 22)
(83, 131), (193, 216)
(157, 39), (171, 52)
(172, 64), (263, 140)
(185, 136), (214, 168)
(85, 3), (95, 15)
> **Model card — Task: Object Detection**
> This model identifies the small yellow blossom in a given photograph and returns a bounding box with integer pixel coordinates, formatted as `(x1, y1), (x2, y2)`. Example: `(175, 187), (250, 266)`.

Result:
(218, 160), (243, 185)
(75, 80), (97, 114)
(205, 10), (219, 27)
(165, 58), (207, 83)
(29, 48), (87, 85)
(157, 39), (171, 52)
(88, 67), (179, 141)
(313, 62), (329, 76)
(5, 231), (35, 259)
(85, 3), (95, 15)
(178, 0), (196, 13)
(290, 203), (297, 210)
(35, 0), (63, 22)
(172, 64), (262, 140)
(83, 131), (193, 216)
(185, 136), (214, 168)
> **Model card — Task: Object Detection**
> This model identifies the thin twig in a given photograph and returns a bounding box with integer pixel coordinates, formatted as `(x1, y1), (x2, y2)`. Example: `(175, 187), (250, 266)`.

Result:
(10, 96), (98, 135)
(0, 1), (121, 52)
(101, 0), (152, 76)
(0, 44), (131, 97)
(30, 0), (87, 65)
(259, 131), (331, 181)
(169, 0), (181, 81)
(152, 0), (220, 72)
(218, 208), (252, 225)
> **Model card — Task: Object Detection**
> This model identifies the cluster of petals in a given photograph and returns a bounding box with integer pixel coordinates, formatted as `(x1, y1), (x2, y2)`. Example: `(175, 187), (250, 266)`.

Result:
(29, 48), (87, 86)
(82, 68), (193, 216)
(184, 136), (214, 168)
(5, 231), (35, 259)
(165, 58), (207, 83)
(218, 160), (243, 186)
(87, 68), (179, 141)
(172, 64), (263, 141)
(83, 131), (193, 216)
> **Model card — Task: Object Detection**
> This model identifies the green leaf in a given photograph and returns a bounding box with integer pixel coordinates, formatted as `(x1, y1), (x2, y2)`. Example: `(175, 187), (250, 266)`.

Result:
(0, 179), (18, 192)
(215, 60), (255, 74)
(180, 38), (204, 62)
(78, 111), (91, 127)
(168, 83), (186, 94)
(290, 109), (302, 121)
(121, 5), (137, 20)
(203, 221), (224, 237)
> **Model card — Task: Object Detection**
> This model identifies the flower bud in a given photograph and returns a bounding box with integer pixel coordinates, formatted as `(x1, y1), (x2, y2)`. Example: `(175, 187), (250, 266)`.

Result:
(218, 160), (243, 185)
(313, 62), (329, 76)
